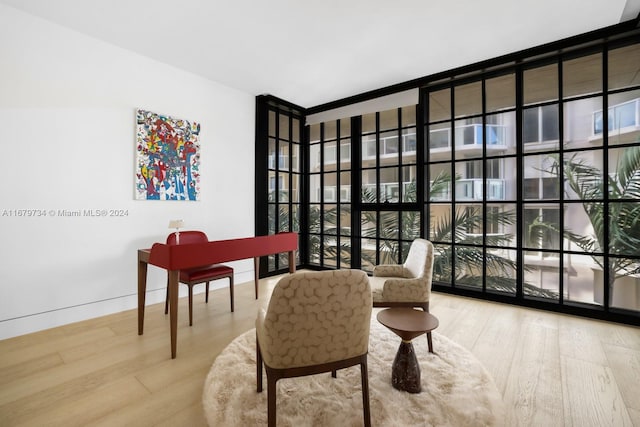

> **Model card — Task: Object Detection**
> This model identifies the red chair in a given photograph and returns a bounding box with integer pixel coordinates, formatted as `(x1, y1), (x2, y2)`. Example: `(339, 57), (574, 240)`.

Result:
(164, 231), (234, 326)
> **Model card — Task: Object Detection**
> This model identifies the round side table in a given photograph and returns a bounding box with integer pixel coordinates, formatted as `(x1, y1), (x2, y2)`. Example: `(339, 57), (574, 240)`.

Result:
(376, 308), (439, 393)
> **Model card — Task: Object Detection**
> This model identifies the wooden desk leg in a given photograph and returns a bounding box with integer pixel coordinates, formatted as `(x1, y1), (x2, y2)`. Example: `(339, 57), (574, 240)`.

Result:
(168, 269), (179, 359)
(254, 257), (260, 299)
(288, 250), (296, 274)
(137, 259), (148, 335)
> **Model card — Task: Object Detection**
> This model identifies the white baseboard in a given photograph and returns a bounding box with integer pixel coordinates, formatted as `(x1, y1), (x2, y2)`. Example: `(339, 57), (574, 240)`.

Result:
(0, 270), (255, 340)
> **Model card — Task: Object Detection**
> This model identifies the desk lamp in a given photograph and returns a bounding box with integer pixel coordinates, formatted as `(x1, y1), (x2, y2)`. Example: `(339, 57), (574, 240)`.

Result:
(168, 219), (185, 244)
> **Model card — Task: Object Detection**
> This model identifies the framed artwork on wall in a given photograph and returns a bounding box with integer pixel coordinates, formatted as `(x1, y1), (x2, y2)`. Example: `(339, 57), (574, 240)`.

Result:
(135, 109), (201, 201)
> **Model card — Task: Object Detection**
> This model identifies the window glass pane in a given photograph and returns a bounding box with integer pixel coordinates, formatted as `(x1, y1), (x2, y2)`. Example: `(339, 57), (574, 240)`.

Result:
(523, 205), (561, 250)
(563, 53), (602, 98)
(324, 121), (337, 140)
(608, 43), (640, 90)
(523, 107), (540, 143)
(380, 167), (399, 202)
(323, 173), (337, 202)
(340, 118), (351, 137)
(362, 113), (376, 133)
(361, 238), (377, 272)
(429, 88), (451, 122)
(524, 250), (560, 299)
(379, 108), (398, 131)
(324, 204), (337, 235)
(564, 96), (603, 149)
(308, 204), (321, 233)
(268, 110), (276, 137)
(454, 117), (483, 154)
(486, 73), (515, 112)
(455, 204), (483, 242)
(361, 211), (377, 239)
(523, 154), (558, 199)
(486, 111), (516, 156)
(564, 203), (602, 252)
(339, 204), (351, 236)
(309, 123), (321, 143)
(339, 237), (351, 268)
(291, 174), (300, 202)
(361, 134), (377, 168)
(379, 130), (399, 166)
(564, 253), (602, 305)
(429, 204), (452, 242)
(455, 245), (482, 288)
(279, 114), (289, 140)
(541, 104), (559, 141)
(309, 174), (320, 203)
(456, 160), (483, 201)
(278, 144), (289, 171)
(429, 122), (452, 160)
(278, 172), (289, 202)
(607, 90), (640, 145)
(268, 204), (276, 234)
(564, 150), (603, 201)
(486, 248), (517, 295)
(401, 210), (421, 240)
(323, 236), (337, 267)
(402, 105), (416, 127)
(455, 81), (482, 117)
(609, 146), (640, 200)
(609, 202), (640, 256)
(309, 144), (320, 172)
(523, 105), (559, 150)
(340, 138), (351, 166)
(291, 144), (300, 172)
(524, 63), (559, 105)
(402, 165), (417, 202)
(361, 169), (377, 203)
(429, 163), (451, 201)
(292, 118), (300, 142)
(340, 171), (351, 202)
(487, 203), (517, 247)
(432, 243), (452, 285)
(268, 170), (276, 201)
(279, 205), (290, 232)
(610, 262), (640, 311)
(402, 128), (417, 158)
(380, 212), (399, 239)
(291, 204), (300, 232)
(323, 141), (337, 172)
(268, 138), (276, 169)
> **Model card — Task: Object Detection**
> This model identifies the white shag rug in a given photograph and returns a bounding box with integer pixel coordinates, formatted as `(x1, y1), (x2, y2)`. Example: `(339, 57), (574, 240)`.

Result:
(203, 319), (505, 426)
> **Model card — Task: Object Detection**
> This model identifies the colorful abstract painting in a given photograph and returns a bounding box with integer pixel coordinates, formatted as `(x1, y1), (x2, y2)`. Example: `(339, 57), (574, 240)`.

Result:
(135, 109), (201, 201)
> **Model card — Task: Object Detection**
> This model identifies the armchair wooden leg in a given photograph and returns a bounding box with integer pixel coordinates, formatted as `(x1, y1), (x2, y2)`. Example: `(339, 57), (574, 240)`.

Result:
(257, 335), (263, 393)
(205, 282), (210, 303)
(267, 377), (277, 427)
(331, 370), (337, 378)
(427, 331), (434, 353)
(361, 358), (371, 427)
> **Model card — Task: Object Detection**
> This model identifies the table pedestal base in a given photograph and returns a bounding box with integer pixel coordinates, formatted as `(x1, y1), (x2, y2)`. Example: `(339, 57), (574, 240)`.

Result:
(392, 340), (421, 393)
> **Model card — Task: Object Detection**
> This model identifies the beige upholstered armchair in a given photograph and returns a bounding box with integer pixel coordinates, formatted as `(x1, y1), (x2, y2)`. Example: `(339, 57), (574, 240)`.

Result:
(369, 238), (435, 312)
(256, 270), (372, 427)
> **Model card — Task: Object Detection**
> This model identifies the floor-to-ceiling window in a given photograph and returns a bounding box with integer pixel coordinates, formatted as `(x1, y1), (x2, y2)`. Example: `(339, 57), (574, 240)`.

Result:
(255, 96), (304, 275)
(255, 26), (640, 324)
(308, 118), (353, 268)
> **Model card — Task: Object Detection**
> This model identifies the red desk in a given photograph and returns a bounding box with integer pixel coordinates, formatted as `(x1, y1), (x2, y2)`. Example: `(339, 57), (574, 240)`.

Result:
(137, 232), (298, 358)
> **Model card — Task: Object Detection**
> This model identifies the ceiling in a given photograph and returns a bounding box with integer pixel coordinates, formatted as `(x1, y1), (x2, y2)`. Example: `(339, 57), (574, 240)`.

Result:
(2, 0), (639, 108)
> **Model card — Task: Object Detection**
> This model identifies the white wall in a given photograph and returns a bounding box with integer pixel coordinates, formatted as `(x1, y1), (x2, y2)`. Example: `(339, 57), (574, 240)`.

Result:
(0, 4), (256, 339)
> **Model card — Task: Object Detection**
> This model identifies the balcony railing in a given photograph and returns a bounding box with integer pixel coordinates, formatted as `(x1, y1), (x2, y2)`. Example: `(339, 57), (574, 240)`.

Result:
(430, 124), (508, 149)
(430, 179), (506, 201)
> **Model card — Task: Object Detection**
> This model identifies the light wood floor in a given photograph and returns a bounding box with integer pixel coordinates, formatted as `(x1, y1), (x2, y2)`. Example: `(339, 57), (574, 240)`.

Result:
(1, 273), (639, 427)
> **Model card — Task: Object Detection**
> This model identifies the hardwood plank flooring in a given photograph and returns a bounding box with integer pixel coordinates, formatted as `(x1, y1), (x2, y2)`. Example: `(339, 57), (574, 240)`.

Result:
(0, 273), (638, 426)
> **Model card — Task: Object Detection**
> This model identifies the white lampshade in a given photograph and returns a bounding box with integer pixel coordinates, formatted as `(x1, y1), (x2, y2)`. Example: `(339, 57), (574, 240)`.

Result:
(168, 219), (184, 229)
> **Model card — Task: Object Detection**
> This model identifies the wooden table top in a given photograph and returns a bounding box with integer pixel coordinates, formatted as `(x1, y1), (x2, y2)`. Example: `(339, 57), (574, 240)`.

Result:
(376, 308), (439, 341)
